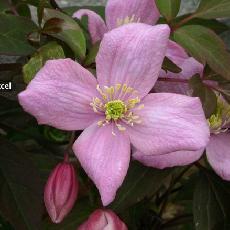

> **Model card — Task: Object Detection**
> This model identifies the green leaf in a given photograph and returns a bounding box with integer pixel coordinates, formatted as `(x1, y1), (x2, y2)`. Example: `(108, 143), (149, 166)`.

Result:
(43, 126), (70, 143)
(21, 0), (50, 7)
(43, 199), (95, 229)
(0, 137), (43, 230)
(29, 153), (58, 183)
(189, 75), (217, 118)
(0, 215), (14, 230)
(156, 0), (181, 21)
(0, 0), (9, 13)
(195, 0), (230, 19)
(174, 25), (230, 81)
(63, 6), (105, 19)
(193, 170), (230, 230)
(109, 161), (172, 212)
(84, 41), (100, 66)
(23, 41), (65, 83)
(173, 15), (229, 34)
(0, 14), (37, 56)
(162, 56), (182, 73)
(43, 9), (86, 61)
(16, 3), (31, 18)
(37, 0), (47, 26)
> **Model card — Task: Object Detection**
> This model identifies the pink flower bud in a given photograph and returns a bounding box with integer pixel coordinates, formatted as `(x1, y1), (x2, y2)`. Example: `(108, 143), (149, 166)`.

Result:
(44, 161), (78, 223)
(78, 209), (127, 230)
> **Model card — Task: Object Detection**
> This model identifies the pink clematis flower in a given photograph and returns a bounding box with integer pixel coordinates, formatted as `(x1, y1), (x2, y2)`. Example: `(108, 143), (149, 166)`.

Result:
(206, 97), (230, 180)
(73, 0), (160, 44)
(78, 209), (127, 230)
(73, 0), (203, 90)
(154, 41), (204, 94)
(18, 23), (209, 206)
(140, 42), (230, 181)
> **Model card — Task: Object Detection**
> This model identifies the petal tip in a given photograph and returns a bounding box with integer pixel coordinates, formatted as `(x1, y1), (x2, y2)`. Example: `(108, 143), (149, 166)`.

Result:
(156, 24), (171, 37)
(101, 192), (115, 207)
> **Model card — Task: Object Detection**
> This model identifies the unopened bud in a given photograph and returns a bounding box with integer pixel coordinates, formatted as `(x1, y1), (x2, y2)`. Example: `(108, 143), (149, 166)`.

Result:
(44, 160), (78, 223)
(78, 209), (127, 230)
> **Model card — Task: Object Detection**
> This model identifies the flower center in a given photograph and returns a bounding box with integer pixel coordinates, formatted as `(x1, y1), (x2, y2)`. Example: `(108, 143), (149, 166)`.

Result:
(105, 100), (127, 121)
(208, 96), (230, 134)
(208, 113), (223, 132)
(90, 84), (144, 134)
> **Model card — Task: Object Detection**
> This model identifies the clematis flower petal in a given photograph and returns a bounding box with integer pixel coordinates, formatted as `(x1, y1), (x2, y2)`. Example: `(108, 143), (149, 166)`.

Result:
(105, 0), (160, 30)
(206, 133), (230, 180)
(126, 93), (210, 155)
(78, 209), (127, 230)
(155, 58), (204, 95)
(154, 41), (204, 95)
(18, 59), (101, 130)
(166, 41), (190, 66)
(133, 148), (204, 169)
(96, 23), (170, 98)
(73, 9), (108, 44)
(73, 123), (130, 206)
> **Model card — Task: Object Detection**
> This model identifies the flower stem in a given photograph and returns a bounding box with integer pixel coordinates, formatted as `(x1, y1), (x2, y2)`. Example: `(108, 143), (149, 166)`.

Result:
(172, 14), (196, 31)
(7, 0), (19, 16)
(159, 165), (193, 217)
(158, 77), (189, 84)
(162, 214), (193, 229)
(66, 131), (75, 155)
(204, 82), (222, 94)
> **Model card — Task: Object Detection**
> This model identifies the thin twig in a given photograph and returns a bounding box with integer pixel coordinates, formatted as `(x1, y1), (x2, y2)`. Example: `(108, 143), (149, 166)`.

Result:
(49, 0), (63, 12)
(158, 77), (189, 84)
(66, 131), (75, 155)
(7, 0), (19, 16)
(172, 14), (196, 31)
(159, 165), (193, 217)
(162, 214), (193, 229)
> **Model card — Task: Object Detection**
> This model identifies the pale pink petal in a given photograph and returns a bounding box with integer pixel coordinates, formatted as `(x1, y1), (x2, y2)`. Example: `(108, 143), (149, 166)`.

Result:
(126, 93), (210, 155)
(206, 133), (230, 180)
(154, 41), (204, 95)
(133, 148), (204, 169)
(105, 0), (160, 30)
(166, 41), (189, 66)
(73, 123), (130, 206)
(155, 58), (203, 95)
(165, 41), (203, 75)
(78, 209), (127, 230)
(18, 59), (101, 130)
(73, 9), (108, 44)
(96, 23), (170, 98)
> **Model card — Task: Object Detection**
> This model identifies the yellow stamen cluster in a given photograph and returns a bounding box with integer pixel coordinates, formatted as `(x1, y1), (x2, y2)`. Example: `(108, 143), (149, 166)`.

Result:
(105, 100), (126, 121)
(90, 84), (144, 133)
(116, 15), (140, 27)
(208, 96), (230, 134)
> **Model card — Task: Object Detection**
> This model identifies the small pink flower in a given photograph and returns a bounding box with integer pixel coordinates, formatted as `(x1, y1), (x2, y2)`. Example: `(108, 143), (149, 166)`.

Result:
(73, 0), (160, 44)
(143, 42), (230, 181)
(44, 160), (78, 223)
(154, 41), (204, 94)
(73, 0), (203, 90)
(78, 209), (127, 230)
(19, 23), (209, 206)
